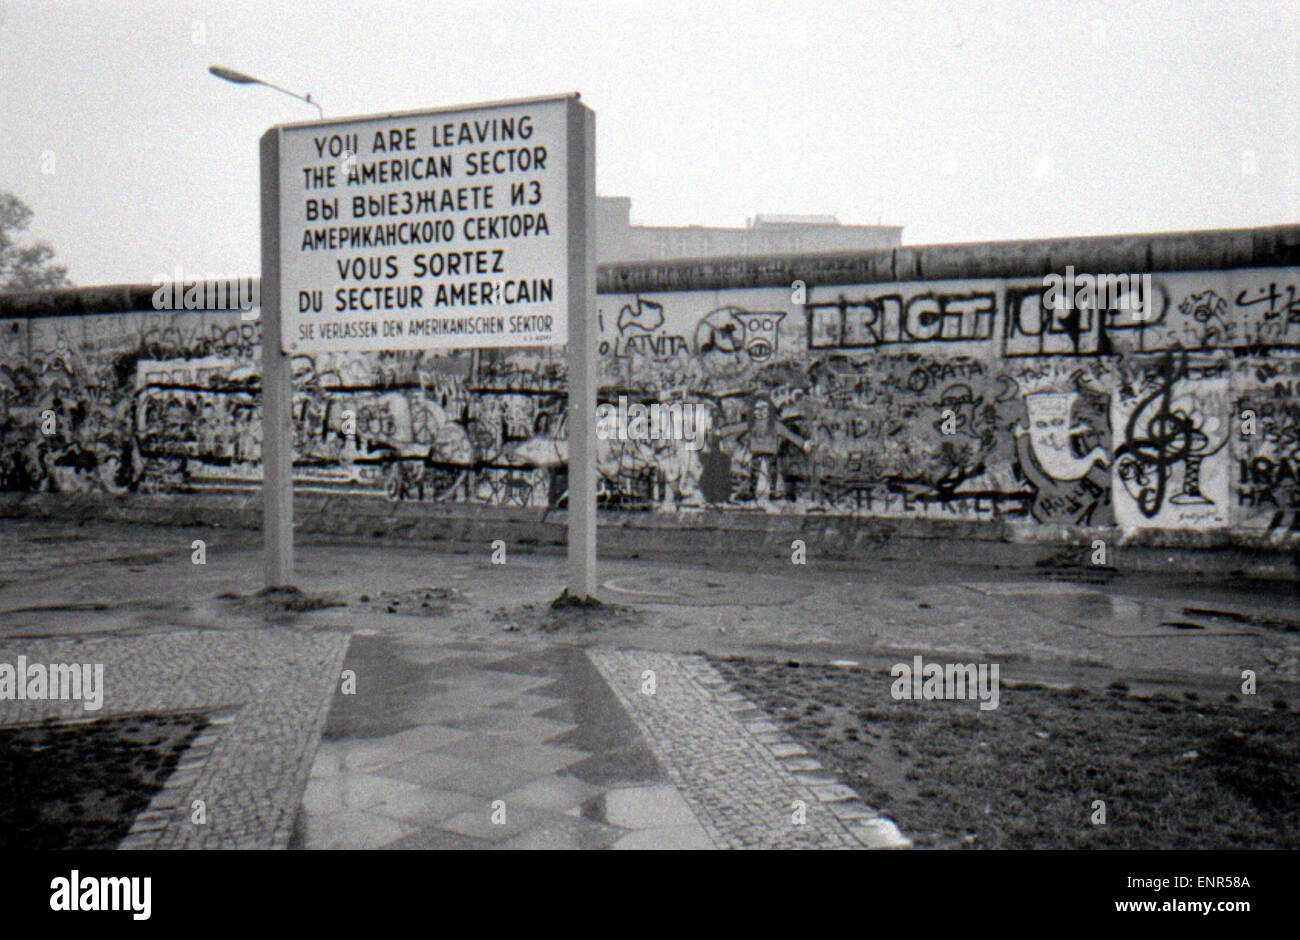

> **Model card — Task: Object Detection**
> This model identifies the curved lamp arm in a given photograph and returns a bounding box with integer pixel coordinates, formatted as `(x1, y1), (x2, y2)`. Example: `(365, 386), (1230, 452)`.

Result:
(209, 65), (323, 119)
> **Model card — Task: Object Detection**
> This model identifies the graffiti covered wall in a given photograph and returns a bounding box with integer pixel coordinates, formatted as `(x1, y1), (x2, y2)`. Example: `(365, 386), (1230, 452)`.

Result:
(2, 264), (1298, 539)
(594, 268), (1300, 536)
(0, 310), (567, 507)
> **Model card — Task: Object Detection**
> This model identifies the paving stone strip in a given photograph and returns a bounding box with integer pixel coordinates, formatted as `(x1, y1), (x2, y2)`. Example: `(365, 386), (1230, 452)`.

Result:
(589, 649), (911, 849)
(0, 630), (349, 850)
(118, 706), (237, 849)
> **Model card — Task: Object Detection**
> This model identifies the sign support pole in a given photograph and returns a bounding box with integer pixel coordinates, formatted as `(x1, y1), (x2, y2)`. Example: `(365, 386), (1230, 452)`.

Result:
(260, 94), (590, 594)
(259, 128), (295, 587)
(565, 98), (597, 599)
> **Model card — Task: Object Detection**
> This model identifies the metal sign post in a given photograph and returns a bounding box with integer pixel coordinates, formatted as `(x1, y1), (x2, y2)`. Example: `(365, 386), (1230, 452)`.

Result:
(564, 98), (597, 599)
(259, 128), (294, 587)
(258, 94), (596, 596)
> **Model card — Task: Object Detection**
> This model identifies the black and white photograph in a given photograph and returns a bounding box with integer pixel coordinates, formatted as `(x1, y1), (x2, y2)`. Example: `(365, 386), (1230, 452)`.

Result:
(0, 0), (1296, 923)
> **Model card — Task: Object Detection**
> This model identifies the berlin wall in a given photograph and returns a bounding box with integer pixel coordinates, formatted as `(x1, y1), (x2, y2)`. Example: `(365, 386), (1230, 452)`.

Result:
(2, 225), (1298, 548)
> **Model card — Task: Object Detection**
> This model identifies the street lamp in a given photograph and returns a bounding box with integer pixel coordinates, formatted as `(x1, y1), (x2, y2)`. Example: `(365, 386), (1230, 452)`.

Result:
(208, 65), (324, 119)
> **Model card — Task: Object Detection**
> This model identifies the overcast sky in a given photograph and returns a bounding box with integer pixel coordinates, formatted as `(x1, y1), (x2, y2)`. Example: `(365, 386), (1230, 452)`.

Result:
(1, 0), (1297, 284)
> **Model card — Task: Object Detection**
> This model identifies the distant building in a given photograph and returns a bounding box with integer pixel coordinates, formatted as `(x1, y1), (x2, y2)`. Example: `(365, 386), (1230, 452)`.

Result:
(597, 196), (903, 263)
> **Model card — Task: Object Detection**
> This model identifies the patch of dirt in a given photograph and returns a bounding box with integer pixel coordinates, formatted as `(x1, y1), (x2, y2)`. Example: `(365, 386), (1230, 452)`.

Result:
(491, 597), (644, 634)
(355, 586), (469, 617)
(710, 656), (1300, 850)
(216, 587), (345, 623)
(550, 590), (604, 610)
(0, 712), (208, 849)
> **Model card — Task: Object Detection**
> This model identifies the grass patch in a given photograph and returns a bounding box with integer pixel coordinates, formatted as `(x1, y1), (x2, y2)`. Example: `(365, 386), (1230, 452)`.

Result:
(709, 657), (1300, 849)
(0, 712), (207, 849)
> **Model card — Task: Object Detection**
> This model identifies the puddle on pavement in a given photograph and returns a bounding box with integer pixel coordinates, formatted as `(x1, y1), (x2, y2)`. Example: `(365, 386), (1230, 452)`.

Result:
(1181, 606), (1300, 634)
(601, 572), (814, 606)
(0, 589), (359, 637)
(0, 601), (204, 637)
(963, 582), (1266, 638)
(1046, 594), (1265, 638)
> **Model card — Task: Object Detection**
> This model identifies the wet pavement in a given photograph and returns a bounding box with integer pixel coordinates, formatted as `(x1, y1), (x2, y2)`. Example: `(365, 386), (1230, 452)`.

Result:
(3, 519), (1297, 687)
(294, 636), (699, 849)
(1, 518), (1297, 849)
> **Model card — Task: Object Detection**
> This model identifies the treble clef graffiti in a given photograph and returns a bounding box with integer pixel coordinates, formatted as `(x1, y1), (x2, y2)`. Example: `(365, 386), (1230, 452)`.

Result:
(1114, 353), (1229, 518)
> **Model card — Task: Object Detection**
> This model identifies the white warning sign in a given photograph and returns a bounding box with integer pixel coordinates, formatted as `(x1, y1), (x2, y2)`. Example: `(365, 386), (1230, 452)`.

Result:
(278, 95), (571, 352)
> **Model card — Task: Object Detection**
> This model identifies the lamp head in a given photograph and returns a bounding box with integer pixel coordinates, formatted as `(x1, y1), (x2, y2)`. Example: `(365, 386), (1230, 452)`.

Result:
(209, 65), (260, 85)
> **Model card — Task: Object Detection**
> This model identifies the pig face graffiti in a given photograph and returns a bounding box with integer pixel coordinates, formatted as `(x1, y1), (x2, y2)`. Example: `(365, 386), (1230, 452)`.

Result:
(730, 310), (785, 363)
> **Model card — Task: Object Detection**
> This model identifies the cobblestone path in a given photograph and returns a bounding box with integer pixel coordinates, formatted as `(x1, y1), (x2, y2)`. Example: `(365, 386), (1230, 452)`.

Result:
(589, 649), (910, 849)
(0, 630), (348, 849)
